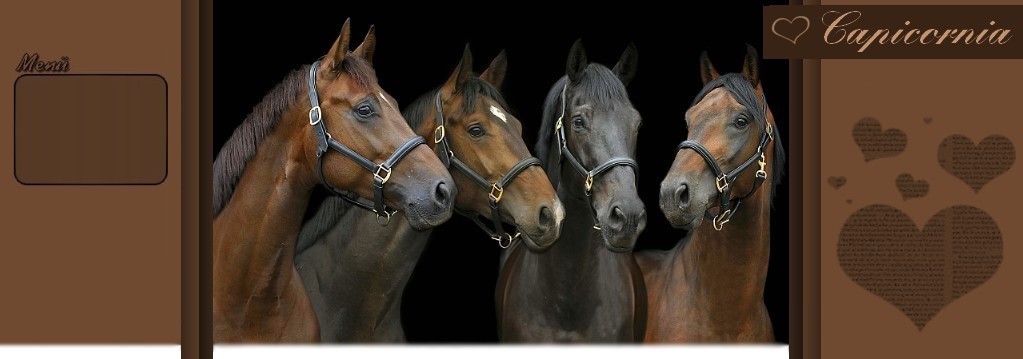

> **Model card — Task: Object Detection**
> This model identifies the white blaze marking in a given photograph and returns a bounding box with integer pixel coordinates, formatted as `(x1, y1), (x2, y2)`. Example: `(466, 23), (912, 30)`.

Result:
(489, 105), (508, 123)
(378, 92), (392, 107)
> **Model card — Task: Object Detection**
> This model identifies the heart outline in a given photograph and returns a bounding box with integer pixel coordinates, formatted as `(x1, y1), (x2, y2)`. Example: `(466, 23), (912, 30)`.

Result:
(828, 176), (847, 190)
(838, 204), (1003, 330)
(772, 16), (810, 45)
(895, 173), (928, 201)
(937, 134), (1015, 193)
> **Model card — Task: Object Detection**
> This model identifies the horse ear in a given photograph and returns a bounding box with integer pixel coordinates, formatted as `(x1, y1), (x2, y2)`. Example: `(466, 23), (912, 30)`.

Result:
(566, 39), (588, 83)
(352, 24), (376, 64)
(699, 50), (719, 85)
(480, 49), (508, 89)
(443, 44), (474, 95)
(612, 42), (638, 87)
(323, 18), (352, 74)
(742, 44), (760, 87)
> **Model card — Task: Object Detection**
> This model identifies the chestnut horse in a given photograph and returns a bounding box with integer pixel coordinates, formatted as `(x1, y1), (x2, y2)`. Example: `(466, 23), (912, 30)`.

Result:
(212, 21), (455, 342)
(636, 45), (785, 342)
(497, 40), (647, 342)
(294, 46), (564, 342)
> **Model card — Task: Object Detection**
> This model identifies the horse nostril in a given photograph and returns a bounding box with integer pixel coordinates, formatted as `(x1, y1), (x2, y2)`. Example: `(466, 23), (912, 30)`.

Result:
(538, 205), (554, 231)
(613, 207), (626, 220)
(434, 181), (451, 206)
(676, 184), (691, 209)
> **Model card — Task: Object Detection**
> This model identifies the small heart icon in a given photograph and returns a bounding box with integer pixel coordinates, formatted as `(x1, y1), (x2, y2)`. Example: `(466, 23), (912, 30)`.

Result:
(839, 205), (1002, 330)
(828, 176), (847, 190)
(938, 135), (1015, 193)
(923, 117), (933, 124)
(895, 173), (928, 201)
(772, 16), (810, 45)
(853, 117), (907, 162)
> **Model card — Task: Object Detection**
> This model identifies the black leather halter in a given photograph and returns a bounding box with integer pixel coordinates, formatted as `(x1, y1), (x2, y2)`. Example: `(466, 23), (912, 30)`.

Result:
(676, 76), (774, 231)
(552, 84), (640, 231)
(307, 61), (427, 224)
(431, 92), (542, 248)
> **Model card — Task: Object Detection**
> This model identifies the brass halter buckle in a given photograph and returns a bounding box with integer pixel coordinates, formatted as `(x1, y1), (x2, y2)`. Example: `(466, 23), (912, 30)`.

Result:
(584, 174), (594, 193)
(374, 165), (392, 184)
(308, 105), (322, 126)
(715, 174), (729, 193)
(756, 152), (768, 179)
(492, 232), (520, 249)
(713, 209), (732, 231)
(434, 125), (446, 144)
(489, 183), (505, 203)
(766, 122), (774, 141)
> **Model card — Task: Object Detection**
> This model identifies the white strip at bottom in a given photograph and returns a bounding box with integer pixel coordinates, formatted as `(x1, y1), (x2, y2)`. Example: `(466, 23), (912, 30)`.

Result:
(215, 344), (789, 359)
(0, 345), (180, 359)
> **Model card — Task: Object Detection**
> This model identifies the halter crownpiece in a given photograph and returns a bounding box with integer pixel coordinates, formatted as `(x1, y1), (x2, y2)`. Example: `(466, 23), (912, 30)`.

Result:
(676, 73), (775, 231)
(307, 60), (427, 225)
(432, 91), (542, 248)
(553, 83), (640, 231)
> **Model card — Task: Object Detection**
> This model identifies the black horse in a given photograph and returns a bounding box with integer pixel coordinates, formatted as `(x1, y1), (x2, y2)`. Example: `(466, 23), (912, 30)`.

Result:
(496, 39), (648, 342)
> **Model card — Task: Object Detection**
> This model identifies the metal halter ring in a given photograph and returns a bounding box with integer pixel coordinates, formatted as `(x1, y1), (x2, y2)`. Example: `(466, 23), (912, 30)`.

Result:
(308, 105), (322, 126)
(374, 165), (392, 184)
(489, 183), (505, 203)
(375, 209), (395, 226)
(584, 175), (594, 193)
(715, 174), (729, 193)
(713, 209), (732, 231)
(493, 232), (520, 249)
(766, 123), (774, 141)
(434, 125), (446, 144)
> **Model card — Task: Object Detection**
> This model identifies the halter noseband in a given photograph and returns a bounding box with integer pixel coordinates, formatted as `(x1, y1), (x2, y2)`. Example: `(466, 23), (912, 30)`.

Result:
(308, 60), (427, 225)
(676, 76), (774, 231)
(553, 83), (640, 231)
(432, 92), (542, 248)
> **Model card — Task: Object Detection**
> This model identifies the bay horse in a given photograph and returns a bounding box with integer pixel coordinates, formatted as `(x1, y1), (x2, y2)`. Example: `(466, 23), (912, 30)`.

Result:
(496, 39), (648, 342)
(636, 45), (785, 342)
(212, 20), (455, 342)
(293, 45), (564, 342)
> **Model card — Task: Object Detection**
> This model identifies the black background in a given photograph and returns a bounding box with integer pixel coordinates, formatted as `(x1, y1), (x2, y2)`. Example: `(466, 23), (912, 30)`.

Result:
(214, 1), (789, 343)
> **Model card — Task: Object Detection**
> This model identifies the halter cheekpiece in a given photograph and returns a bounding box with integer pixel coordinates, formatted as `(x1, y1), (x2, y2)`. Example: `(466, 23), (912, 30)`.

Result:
(307, 60), (427, 225)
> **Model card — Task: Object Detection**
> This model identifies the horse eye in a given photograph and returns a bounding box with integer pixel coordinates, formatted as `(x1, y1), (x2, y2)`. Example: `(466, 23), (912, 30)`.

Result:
(355, 104), (374, 118)
(571, 116), (585, 129)
(468, 124), (486, 138)
(735, 117), (749, 129)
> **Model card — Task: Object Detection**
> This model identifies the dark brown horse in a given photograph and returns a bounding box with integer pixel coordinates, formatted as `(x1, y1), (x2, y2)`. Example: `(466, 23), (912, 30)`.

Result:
(496, 40), (647, 342)
(212, 21), (455, 342)
(636, 45), (785, 342)
(294, 46), (563, 342)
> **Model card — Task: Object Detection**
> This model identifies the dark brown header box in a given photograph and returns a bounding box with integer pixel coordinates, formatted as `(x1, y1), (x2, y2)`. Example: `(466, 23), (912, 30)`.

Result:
(764, 5), (1023, 59)
(15, 74), (167, 185)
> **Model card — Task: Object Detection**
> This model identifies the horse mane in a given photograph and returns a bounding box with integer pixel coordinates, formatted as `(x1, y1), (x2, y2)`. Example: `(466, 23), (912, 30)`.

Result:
(690, 73), (787, 192)
(213, 57), (376, 215)
(536, 64), (631, 166)
(402, 76), (511, 131)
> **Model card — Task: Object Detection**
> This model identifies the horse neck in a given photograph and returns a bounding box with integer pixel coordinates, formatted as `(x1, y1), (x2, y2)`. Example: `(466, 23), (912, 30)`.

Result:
(213, 106), (316, 308)
(537, 162), (611, 285)
(331, 209), (431, 328)
(673, 180), (773, 315)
